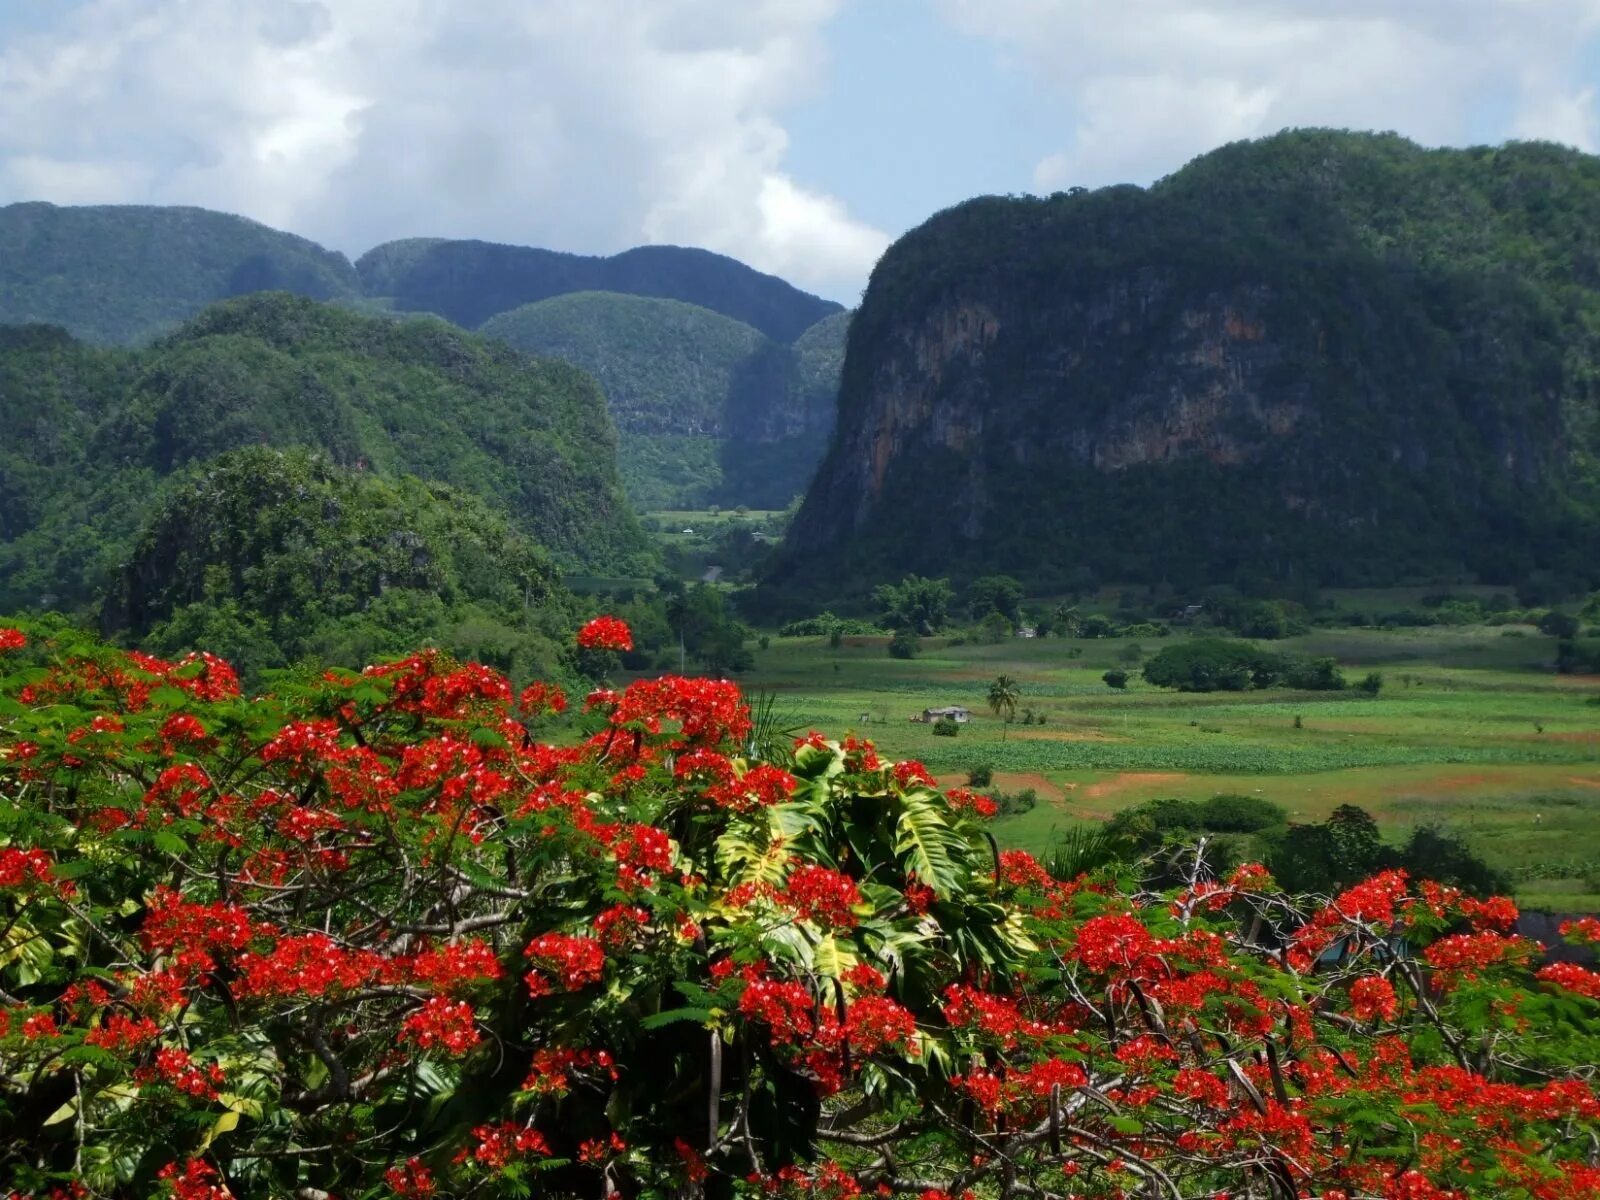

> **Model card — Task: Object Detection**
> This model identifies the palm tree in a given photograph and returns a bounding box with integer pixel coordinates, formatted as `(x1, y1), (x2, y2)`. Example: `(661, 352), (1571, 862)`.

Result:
(987, 674), (1020, 739)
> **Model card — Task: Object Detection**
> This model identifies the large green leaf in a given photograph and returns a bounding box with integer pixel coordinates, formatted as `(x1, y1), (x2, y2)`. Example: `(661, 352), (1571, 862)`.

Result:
(892, 788), (967, 897)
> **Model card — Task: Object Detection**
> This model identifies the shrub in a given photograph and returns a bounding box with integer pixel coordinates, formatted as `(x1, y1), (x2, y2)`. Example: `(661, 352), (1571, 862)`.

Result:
(991, 786), (1038, 816)
(966, 763), (994, 787)
(1198, 793), (1288, 833)
(888, 627), (921, 659)
(1142, 638), (1278, 692)
(1357, 670), (1384, 696)
(0, 619), (1596, 1199)
(1539, 611), (1582, 639)
(932, 716), (960, 736)
(1102, 668), (1129, 689)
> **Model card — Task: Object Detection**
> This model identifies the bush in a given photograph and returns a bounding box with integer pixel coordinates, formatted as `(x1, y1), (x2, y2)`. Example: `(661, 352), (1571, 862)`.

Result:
(991, 786), (1038, 816)
(1142, 638), (1278, 692)
(932, 716), (960, 736)
(1, 619), (1595, 1199)
(778, 612), (884, 638)
(1102, 668), (1129, 689)
(1356, 670), (1383, 696)
(888, 627), (921, 659)
(1538, 610), (1582, 639)
(966, 764), (994, 787)
(1198, 793), (1288, 833)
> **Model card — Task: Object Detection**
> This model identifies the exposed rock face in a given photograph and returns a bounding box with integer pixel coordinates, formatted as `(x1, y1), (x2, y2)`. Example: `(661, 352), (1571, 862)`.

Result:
(779, 131), (1600, 590)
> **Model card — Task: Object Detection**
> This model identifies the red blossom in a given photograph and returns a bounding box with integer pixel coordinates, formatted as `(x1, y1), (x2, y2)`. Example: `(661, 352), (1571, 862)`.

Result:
(524, 931), (606, 990)
(157, 1159), (232, 1200)
(781, 864), (862, 929)
(384, 1159), (437, 1198)
(577, 615), (634, 652)
(468, 1121), (551, 1169)
(402, 997), (481, 1055)
(0, 627), (26, 652)
(1350, 974), (1400, 1022)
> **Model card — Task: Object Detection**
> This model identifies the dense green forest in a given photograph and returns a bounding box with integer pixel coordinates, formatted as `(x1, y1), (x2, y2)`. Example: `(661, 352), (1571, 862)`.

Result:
(0, 203), (359, 344)
(0, 295), (653, 623)
(779, 130), (1600, 598)
(1, 202), (848, 511)
(104, 447), (577, 681)
(483, 294), (847, 508)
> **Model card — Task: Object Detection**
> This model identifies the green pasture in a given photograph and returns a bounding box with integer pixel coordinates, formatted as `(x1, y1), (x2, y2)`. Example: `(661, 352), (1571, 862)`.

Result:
(736, 628), (1600, 910)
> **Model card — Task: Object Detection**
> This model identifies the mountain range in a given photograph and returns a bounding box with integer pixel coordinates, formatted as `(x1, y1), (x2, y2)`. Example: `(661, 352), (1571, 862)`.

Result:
(0, 201), (848, 510)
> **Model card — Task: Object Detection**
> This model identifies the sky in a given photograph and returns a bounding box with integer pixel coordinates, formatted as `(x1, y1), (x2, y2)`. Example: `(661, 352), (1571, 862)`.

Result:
(1, 0), (1598, 303)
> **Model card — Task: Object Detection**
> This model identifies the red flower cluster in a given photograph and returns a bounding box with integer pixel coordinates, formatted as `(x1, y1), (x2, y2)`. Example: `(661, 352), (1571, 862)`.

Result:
(781, 864), (862, 928)
(402, 997), (481, 1055)
(577, 615), (634, 652)
(524, 931), (606, 991)
(1350, 974), (1400, 1022)
(467, 1121), (551, 1169)
(0, 847), (57, 890)
(0, 627), (25, 652)
(739, 978), (816, 1043)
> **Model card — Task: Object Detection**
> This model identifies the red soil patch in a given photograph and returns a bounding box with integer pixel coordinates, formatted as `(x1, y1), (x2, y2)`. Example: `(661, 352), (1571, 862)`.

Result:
(1569, 776), (1600, 790)
(993, 772), (1066, 803)
(1083, 772), (1190, 800)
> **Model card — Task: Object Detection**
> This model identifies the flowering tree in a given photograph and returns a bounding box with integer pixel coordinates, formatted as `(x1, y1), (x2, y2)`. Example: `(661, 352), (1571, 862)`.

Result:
(1, 619), (1598, 1199)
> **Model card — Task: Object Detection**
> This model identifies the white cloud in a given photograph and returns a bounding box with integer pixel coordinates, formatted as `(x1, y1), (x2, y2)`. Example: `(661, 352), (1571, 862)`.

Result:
(940, 0), (1600, 191)
(0, 0), (888, 300)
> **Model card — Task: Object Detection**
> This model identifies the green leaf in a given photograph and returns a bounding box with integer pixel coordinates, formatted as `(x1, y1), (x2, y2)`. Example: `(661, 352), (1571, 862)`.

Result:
(892, 788), (967, 896)
(639, 1007), (716, 1030)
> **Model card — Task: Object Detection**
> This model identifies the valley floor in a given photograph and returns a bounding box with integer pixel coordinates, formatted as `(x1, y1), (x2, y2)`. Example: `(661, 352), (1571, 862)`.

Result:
(735, 625), (1600, 910)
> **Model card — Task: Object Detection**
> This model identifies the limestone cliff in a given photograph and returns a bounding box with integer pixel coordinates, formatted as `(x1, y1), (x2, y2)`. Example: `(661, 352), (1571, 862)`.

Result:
(778, 130), (1600, 590)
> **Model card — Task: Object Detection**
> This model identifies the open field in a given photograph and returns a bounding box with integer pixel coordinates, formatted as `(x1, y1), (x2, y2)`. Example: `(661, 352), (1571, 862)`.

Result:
(736, 627), (1600, 910)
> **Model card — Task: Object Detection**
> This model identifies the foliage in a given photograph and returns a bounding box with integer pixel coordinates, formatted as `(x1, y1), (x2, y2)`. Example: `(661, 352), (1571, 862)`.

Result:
(964, 574), (1024, 622)
(931, 716), (960, 736)
(777, 613), (881, 638)
(663, 586), (755, 675)
(887, 628), (920, 659)
(1143, 638), (1347, 693)
(1102, 668), (1129, 689)
(102, 448), (575, 685)
(872, 575), (954, 633)
(986, 674), (1021, 735)
(2, 621), (1599, 1197)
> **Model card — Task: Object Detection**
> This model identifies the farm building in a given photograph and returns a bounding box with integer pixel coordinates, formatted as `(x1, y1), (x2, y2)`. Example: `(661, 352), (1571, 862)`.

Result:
(915, 705), (971, 724)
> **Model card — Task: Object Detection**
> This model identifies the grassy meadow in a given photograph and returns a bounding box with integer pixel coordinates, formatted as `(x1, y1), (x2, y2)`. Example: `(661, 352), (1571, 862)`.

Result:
(736, 625), (1600, 911)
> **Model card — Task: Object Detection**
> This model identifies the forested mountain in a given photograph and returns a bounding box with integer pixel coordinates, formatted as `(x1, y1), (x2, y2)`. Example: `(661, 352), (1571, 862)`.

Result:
(482, 294), (848, 508)
(777, 130), (1600, 594)
(0, 294), (652, 620)
(0, 203), (851, 508)
(358, 238), (841, 341)
(103, 447), (575, 680)
(0, 202), (359, 344)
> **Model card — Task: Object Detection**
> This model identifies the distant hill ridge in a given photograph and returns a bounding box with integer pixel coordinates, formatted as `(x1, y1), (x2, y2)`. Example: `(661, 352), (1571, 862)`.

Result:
(359, 238), (841, 342)
(0, 293), (653, 617)
(0, 201), (842, 346)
